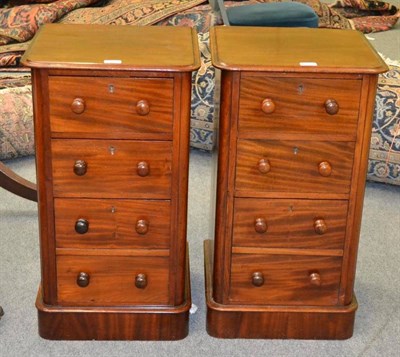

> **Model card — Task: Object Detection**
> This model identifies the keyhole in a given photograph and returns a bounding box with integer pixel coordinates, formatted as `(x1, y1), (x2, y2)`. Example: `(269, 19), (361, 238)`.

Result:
(111, 206), (116, 213)
(298, 84), (304, 95)
(108, 84), (115, 93)
(293, 147), (299, 155)
(109, 146), (116, 155)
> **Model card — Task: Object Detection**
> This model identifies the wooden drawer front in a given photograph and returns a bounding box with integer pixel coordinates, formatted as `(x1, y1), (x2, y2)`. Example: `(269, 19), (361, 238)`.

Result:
(52, 139), (172, 198)
(235, 140), (355, 195)
(239, 77), (361, 138)
(57, 255), (170, 306)
(229, 254), (342, 306)
(55, 198), (171, 249)
(49, 76), (174, 138)
(233, 198), (348, 250)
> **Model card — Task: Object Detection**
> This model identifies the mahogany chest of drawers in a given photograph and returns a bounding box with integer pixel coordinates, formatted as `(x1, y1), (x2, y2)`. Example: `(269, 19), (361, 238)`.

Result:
(205, 26), (387, 339)
(22, 24), (200, 340)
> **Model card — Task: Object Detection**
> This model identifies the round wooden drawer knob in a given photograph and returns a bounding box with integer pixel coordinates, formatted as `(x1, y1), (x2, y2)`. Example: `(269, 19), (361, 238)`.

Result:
(77, 272), (90, 288)
(135, 273), (148, 289)
(324, 99), (339, 115)
(261, 98), (276, 114)
(137, 161), (149, 177)
(252, 272), (264, 287)
(318, 161), (332, 177)
(258, 159), (271, 174)
(73, 160), (87, 176)
(314, 218), (327, 235)
(71, 98), (85, 114)
(136, 100), (150, 116)
(135, 219), (149, 235)
(75, 218), (89, 234)
(254, 218), (268, 234)
(309, 272), (322, 287)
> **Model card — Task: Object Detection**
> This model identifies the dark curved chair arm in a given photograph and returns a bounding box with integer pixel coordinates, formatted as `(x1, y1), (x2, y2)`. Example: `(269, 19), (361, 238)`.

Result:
(0, 162), (37, 202)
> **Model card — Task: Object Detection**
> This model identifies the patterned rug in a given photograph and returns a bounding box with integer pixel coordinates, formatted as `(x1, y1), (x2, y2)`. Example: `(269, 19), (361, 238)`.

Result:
(59, 0), (206, 25)
(368, 57), (400, 185)
(0, 73), (33, 159)
(157, 3), (218, 151)
(330, 0), (400, 33)
(0, 0), (102, 45)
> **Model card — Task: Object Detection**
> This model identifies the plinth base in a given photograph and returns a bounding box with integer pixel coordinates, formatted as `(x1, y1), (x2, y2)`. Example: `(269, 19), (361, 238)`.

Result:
(204, 239), (358, 340)
(36, 255), (191, 340)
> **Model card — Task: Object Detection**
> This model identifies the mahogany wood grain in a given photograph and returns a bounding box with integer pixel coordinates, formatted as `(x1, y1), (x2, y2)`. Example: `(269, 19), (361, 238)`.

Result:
(229, 253), (342, 305)
(56, 255), (170, 306)
(37, 301), (190, 340)
(56, 248), (167, 257)
(23, 24), (199, 340)
(339, 75), (380, 305)
(204, 240), (357, 340)
(239, 77), (361, 139)
(208, 27), (385, 339)
(36, 253), (191, 340)
(209, 27), (387, 74)
(232, 247), (343, 257)
(48, 69), (175, 78)
(235, 139), (355, 195)
(54, 198), (171, 249)
(49, 76), (174, 139)
(31, 69), (58, 305)
(56, 248), (169, 257)
(212, 71), (241, 304)
(51, 139), (172, 199)
(232, 192), (349, 200)
(168, 72), (192, 306)
(233, 198), (348, 250)
(22, 24), (201, 72)
(206, 303), (356, 340)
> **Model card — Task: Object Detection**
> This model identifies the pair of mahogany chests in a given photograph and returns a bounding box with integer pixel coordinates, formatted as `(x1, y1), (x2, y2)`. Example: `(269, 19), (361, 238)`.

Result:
(22, 24), (387, 340)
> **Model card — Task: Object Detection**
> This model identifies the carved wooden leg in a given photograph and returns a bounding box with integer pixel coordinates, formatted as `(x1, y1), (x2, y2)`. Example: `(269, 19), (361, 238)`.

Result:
(0, 162), (37, 202)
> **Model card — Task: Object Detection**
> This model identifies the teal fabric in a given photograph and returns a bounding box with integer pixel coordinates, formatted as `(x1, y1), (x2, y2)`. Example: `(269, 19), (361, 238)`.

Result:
(226, 2), (319, 27)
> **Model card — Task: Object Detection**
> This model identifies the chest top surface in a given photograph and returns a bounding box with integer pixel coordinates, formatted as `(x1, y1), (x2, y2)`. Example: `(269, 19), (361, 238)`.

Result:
(21, 24), (200, 72)
(210, 26), (387, 74)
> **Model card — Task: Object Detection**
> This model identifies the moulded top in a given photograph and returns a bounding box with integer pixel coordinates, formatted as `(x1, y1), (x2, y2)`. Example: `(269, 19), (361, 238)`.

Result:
(210, 26), (388, 74)
(21, 24), (201, 72)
